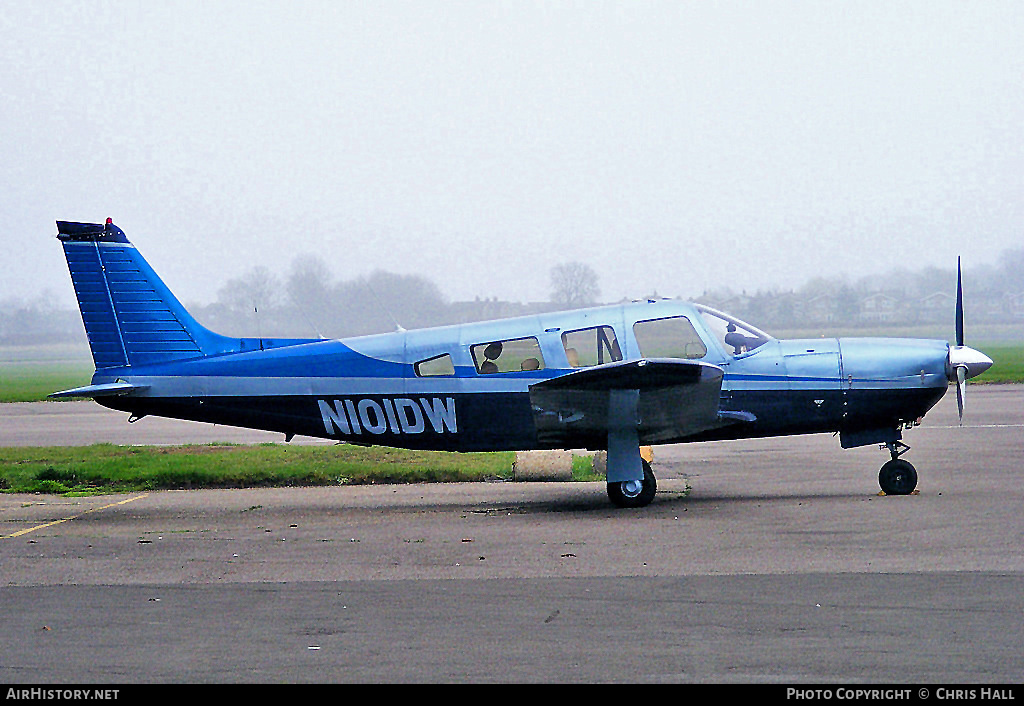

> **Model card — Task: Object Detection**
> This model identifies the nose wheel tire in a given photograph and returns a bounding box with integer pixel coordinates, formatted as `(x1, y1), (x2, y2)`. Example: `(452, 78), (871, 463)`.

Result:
(878, 458), (918, 495)
(608, 460), (657, 508)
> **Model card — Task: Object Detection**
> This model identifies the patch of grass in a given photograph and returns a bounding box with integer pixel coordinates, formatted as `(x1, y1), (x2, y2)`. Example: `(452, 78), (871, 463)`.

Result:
(973, 344), (1024, 384)
(571, 454), (601, 482)
(0, 361), (94, 402)
(0, 443), (516, 495)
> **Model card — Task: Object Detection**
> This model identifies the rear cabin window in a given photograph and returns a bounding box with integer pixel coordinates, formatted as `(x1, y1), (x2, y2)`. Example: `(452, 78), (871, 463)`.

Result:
(414, 353), (455, 377)
(561, 325), (623, 368)
(471, 337), (545, 374)
(633, 316), (707, 360)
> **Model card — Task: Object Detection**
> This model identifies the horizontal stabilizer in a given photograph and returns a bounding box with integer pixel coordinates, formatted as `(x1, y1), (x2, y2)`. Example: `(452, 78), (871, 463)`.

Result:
(48, 381), (148, 399)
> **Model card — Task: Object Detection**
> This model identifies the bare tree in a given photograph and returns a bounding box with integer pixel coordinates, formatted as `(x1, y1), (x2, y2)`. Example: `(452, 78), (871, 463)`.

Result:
(285, 254), (334, 309)
(284, 254), (336, 338)
(550, 261), (600, 308)
(333, 270), (449, 336)
(217, 266), (282, 315)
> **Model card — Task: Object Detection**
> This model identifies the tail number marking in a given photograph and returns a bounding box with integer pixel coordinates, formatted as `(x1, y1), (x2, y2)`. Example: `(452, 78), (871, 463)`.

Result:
(318, 397), (457, 436)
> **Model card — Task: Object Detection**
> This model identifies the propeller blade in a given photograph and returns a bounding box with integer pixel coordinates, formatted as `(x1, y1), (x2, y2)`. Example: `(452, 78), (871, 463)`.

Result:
(956, 365), (966, 424)
(947, 258), (993, 424)
(955, 256), (964, 347)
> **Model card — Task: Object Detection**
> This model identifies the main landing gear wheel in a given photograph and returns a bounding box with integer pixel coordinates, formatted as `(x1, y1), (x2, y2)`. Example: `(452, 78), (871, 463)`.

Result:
(607, 459), (657, 508)
(878, 458), (918, 495)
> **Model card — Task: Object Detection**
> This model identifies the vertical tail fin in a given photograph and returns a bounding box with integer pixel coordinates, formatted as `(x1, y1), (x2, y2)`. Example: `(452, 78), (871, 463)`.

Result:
(57, 219), (242, 369)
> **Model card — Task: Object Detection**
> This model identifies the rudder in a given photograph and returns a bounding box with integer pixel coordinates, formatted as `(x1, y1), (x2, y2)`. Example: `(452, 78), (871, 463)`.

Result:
(57, 219), (237, 369)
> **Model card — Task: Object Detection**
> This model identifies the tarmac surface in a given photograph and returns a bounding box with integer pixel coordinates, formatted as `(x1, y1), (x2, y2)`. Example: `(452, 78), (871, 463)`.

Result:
(0, 386), (1022, 683)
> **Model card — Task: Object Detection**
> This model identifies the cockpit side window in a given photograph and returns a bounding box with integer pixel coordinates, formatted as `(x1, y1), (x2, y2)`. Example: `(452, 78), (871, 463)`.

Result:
(561, 325), (623, 368)
(696, 306), (771, 356)
(471, 336), (545, 374)
(414, 353), (455, 377)
(633, 316), (707, 360)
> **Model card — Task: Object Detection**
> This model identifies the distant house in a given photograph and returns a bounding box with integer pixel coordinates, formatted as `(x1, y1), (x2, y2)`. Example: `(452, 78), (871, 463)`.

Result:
(716, 294), (753, 316)
(858, 292), (900, 323)
(762, 291), (804, 325)
(1004, 292), (1024, 319)
(805, 294), (838, 323)
(448, 298), (555, 324)
(920, 291), (954, 315)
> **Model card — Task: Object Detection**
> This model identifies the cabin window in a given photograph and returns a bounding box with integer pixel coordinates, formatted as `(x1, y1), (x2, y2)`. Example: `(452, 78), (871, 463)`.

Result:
(561, 326), (623, 368)
(633, 316), (707, 360)
(471, 337), (545, 374)
(415, 353), (455, 377)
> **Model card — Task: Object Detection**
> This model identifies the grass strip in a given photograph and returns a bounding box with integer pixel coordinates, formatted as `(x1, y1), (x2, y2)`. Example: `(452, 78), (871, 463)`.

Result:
(972, 344), (1024, 384)
(0, 443), (521, 496)
(0, 362), (93, 402)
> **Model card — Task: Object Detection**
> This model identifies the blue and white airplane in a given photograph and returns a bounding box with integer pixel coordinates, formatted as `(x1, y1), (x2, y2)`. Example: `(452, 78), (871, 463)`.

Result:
(52, 219), (992, 508)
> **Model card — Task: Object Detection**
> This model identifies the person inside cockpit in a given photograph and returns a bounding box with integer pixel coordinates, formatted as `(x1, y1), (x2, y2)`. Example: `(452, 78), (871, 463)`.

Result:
(724, 322), (760, 355)
(479, 341), (502, 374)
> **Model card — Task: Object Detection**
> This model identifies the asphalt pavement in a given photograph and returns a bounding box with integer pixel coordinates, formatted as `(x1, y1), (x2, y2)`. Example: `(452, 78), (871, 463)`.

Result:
(0, 385), (1022, 683)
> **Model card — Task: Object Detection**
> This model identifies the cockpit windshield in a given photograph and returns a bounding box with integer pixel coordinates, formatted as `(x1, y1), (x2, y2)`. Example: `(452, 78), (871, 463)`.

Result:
(695, 305), (773, 357)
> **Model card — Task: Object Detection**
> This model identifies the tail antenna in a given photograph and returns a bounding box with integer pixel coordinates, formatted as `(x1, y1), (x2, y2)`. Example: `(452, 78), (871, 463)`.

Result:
(254, 304), (264, 351)
(367, 282), (405, 333)
(296, 305), (327, 340)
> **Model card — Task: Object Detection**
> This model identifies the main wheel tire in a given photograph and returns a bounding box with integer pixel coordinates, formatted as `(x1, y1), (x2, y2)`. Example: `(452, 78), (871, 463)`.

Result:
(878, 458), (918, 495)
(607, 460), (657, 508)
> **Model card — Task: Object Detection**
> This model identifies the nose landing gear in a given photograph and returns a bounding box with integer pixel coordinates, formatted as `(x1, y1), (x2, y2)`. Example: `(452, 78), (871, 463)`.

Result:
(878, 440), (918, 495)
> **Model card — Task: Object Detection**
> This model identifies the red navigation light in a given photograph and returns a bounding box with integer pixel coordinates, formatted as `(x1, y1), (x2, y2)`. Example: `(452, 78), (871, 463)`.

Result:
(106, 217), (113, 224)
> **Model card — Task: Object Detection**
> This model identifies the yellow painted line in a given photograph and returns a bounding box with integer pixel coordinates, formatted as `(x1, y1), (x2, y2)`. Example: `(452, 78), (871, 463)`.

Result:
(1, 494), (149, 539)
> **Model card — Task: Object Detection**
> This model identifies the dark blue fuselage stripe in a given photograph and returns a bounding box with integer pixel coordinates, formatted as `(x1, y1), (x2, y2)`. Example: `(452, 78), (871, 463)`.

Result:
(98, 385), (947, 452)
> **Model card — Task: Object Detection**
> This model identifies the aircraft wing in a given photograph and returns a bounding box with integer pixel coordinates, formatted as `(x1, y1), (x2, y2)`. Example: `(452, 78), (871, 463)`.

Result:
(529, 358), (744, 448)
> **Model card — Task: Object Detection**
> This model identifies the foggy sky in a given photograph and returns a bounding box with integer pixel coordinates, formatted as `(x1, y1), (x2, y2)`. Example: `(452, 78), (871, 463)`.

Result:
(4, 1), (1023, 311)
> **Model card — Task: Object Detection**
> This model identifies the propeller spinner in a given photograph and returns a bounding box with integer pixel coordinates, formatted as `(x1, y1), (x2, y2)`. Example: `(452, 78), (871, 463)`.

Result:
(946, 257), (993, 422)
